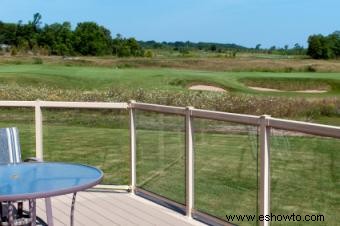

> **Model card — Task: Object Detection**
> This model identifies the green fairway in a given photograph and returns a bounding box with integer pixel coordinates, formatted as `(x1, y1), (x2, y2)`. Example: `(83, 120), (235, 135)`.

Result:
(1, 64), (340, 97)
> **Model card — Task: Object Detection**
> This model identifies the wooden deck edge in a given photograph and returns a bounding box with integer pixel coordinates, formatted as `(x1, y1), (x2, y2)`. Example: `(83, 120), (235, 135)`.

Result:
(135, 187), (186, 215)
(192, 210), (236, 226)
(94, 184), (129, 190)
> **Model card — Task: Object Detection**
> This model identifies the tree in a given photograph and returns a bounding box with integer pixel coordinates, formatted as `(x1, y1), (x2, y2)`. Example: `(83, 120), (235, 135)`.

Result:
(307, 35), (324, 59)
(255, 44), (261, 50)
(127, 38), (144, 56)
(112, 34), (144, 57)
(307, 34), (335, 59)
(39, 22), (74, 55)
(74, 22), (112, 56)
(112, 33), (125, 56)
(292, 43), (304, 55)
(268, 45), (276, 54)
(306, 31), (340, 59)
(328, 31), (340, 58)
(0, 22), (17, 45)
(30, 13), (42, 32)
(0, 13), (146, 57)
(15, 13), (43, 50)
(210, 44), (217, 51)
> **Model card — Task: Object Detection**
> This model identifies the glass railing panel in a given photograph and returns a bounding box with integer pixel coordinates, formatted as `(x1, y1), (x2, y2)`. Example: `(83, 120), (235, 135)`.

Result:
(42, 108), (129, 185)
(194, 118), (259, 225)
(136, 110), (185, 204)
(270, 129), (339, 226)
(0, 107), (36, 159)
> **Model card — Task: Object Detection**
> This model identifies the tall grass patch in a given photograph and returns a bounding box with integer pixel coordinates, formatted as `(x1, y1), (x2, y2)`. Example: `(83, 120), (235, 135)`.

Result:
(240, 77), (333, 91)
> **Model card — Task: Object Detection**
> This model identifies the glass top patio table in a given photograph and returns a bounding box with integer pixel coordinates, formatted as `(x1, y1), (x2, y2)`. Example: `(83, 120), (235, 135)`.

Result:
(0, 162), (103, 201)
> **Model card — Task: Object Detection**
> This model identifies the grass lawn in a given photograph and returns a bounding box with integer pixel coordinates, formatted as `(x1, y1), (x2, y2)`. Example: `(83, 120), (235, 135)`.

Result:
(1, 64), (340, 97)
(269, 132), (340, 226)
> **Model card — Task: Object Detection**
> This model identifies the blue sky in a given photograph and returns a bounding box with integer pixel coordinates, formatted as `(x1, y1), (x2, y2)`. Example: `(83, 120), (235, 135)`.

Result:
(1, 0), (340, 48)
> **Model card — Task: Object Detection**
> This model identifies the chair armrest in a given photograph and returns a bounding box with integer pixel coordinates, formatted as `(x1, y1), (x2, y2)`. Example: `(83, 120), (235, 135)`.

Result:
(24, 157), (43, 162)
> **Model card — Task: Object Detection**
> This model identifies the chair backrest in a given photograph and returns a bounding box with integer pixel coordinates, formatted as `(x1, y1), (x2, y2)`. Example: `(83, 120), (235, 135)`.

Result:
(0, 127), (22, 164)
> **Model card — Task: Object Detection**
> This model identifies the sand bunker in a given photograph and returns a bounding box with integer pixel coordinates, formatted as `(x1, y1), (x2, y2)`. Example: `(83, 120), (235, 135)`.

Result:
(294, 90), (328, 93)
(249, 87), (282, 92)
(249, 86), (328, 93)
(189, 85), (226, 93)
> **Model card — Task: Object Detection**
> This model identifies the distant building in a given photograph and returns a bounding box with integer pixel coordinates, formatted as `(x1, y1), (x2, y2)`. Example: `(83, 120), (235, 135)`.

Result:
(0, 44), (11, 50)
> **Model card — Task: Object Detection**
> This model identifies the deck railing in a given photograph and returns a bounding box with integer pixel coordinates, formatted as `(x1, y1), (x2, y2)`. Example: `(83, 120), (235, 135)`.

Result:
(0, 100), (339, 226)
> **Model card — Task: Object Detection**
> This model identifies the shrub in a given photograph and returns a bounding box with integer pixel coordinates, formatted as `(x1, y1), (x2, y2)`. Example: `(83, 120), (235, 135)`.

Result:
(284, 67), (294, 72)
(144, 50), (153, 58)
(11, 47), (17, 56)
(33, 57), (43, 64)
(116, 63), (134, 69)
(305, 65), (317, 72)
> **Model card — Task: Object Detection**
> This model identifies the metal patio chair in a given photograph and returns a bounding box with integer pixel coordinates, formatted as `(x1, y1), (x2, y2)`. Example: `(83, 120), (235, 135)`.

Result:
(0, 127), (52, 225)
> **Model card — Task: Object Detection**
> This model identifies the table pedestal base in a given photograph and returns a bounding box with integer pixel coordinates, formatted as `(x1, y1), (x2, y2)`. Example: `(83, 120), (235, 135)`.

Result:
(1, 200), (36, 226)
(70, 193), (77, 226)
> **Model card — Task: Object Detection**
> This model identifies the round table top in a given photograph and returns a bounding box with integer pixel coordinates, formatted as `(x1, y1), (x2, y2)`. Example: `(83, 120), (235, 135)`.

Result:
(0, 162), (103, 201)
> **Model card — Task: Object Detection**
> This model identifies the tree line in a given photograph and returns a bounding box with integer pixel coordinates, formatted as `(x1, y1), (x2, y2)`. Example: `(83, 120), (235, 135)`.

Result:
(307, 31), (340, 59)
(139, 40), (246, 52)
(0, 13), (144, 57)
(3, 13), (338, 59)
(138, 40), (306, 56)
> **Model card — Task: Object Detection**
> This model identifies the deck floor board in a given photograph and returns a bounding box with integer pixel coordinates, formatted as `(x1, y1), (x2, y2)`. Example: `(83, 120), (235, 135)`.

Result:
(35, 191), (206, 226)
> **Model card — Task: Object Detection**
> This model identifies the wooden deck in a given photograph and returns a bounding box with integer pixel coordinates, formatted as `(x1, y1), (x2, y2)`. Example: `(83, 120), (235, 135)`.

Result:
(36, 191), (206, 226)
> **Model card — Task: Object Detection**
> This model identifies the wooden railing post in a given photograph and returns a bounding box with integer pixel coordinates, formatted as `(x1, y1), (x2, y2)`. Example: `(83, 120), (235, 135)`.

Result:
(186, 106), (194, 218)
(260, 115), (271, 226)
(35, 100), (43, 160)
(129, 100), (137, 193)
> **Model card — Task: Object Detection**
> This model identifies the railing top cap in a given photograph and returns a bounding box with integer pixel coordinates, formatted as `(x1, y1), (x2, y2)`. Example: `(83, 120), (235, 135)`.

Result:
(0, 100), (340, 138)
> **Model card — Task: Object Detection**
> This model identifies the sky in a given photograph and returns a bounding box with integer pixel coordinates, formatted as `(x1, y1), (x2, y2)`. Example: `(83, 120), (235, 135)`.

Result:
(1, 0), (340, 48)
